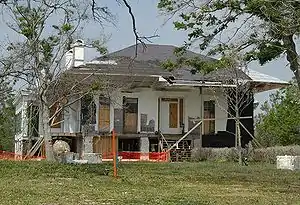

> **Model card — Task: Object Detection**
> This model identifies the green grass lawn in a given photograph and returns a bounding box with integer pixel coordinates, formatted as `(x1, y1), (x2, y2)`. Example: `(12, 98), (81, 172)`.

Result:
(0, 161), (300, 205)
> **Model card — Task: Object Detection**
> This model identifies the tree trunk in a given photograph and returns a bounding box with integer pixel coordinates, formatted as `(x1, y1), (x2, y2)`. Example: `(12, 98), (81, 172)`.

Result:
(236, 119), (242, 165)
(283, 35), (300, 89)
(41, 102), (55, 161)
(235, 80), (242, 165)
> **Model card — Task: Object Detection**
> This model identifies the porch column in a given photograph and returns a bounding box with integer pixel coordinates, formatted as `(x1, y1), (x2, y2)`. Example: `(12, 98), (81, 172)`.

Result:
(140, 136), (149, 161)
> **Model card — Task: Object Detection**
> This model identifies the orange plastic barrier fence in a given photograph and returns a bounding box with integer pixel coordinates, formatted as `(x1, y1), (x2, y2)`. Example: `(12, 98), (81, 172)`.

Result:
(0, 150), (45, 161)
(102, 151), (169, 162)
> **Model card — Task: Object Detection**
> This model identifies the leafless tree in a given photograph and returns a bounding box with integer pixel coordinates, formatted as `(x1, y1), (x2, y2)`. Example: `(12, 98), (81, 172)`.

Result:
(206, 54), (259, 165)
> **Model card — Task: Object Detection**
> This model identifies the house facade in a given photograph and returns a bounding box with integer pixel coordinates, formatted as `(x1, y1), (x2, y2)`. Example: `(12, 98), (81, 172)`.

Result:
(14, 43), (289, 160)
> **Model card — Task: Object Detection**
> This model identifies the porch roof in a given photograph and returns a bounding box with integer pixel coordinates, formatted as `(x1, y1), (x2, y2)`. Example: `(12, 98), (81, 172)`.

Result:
(246, 69), (290, 92)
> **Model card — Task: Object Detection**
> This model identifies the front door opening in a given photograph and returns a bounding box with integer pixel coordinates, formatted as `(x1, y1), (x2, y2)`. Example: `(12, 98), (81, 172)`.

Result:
(123, 97), (138, 133)
(160, 98), (183, 134)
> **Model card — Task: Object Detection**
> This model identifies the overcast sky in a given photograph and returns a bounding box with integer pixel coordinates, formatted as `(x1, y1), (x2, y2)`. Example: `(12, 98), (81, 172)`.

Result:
(0, 0), (294, 111)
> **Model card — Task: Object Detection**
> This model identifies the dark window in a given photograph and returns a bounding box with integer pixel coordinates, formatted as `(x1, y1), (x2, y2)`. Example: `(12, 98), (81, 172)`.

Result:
(15, 112), (22, 134)
(81, 95), (96, 125)
(204, 100), (215, 134)
(27, 105), (39, 138)
(123, 97), (138, 113)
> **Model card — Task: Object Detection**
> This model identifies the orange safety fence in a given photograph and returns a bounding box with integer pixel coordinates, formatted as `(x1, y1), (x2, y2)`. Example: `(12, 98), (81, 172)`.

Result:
(0, 150), (45, 161)
(1, 150), (169, 162)
(102, 151), (169, 162)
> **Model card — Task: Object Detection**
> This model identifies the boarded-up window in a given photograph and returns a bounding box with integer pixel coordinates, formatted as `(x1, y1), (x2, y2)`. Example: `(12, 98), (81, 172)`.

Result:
(169, 103), (178, 128)
(98, 97), (110, 132)
(203, 100), (215, 134)
(50, 102), (62, 128)
(99, 104), (110, 131)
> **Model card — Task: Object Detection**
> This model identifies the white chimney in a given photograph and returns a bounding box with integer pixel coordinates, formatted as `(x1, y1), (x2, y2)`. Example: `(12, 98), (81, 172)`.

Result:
(65, 49), (74, 70)
(73, 39), (85, 67)
(65, 39), (85, 69)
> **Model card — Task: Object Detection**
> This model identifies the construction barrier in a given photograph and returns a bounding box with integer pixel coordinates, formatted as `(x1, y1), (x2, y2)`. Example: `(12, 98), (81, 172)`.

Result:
(0, 150), (169, 162)
(0, 150), (45, 161)
(102, 151), (169, 162)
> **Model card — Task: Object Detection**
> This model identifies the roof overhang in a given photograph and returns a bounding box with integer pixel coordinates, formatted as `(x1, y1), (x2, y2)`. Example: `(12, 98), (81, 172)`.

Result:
(246, 69), (290, 93)
(168, 80), (237, 88)
(251, 81), (290, 93)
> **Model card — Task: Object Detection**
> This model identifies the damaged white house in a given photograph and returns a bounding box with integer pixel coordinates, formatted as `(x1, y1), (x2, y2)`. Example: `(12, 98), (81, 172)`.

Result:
(14, 41), (289, 161)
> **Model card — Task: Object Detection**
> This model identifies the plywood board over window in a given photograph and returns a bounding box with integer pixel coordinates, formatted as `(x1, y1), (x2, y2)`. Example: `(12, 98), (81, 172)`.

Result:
(98, 95), (110, 133)
(123, 97), (138, 133)
(169, 103), (178, 128)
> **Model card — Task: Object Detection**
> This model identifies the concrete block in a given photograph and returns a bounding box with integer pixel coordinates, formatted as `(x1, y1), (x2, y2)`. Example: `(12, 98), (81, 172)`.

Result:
(140, 137), (149, 160)
(73, 159), (88, 164)
(277, 155), (300, 171)
(83, 153), (102, 164)
(56, 152), (74, 164)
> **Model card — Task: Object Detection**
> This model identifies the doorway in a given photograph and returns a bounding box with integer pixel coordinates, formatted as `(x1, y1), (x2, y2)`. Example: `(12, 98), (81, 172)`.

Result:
(123, 97), (138, 133)
(159, 98), (183, 134)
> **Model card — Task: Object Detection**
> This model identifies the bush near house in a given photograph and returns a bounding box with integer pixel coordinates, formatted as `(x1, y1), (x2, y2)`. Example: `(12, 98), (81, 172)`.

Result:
(255, 82), (300, 147)
(191, 146), (300, 163)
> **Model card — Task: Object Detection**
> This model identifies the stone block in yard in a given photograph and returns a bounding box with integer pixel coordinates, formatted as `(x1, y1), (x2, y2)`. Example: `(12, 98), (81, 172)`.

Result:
(83, 153), (102, 164)
(56, 152), (74, 163)
(277, 155), (300, 171)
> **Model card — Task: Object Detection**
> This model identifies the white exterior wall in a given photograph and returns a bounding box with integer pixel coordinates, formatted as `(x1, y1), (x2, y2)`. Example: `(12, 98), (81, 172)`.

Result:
(15, 98), (29, 140)
(60, 88), (229, 135)
(63, 98), (81, 133)
(14, 94), (32, 155)
(109, 88), (228, 134)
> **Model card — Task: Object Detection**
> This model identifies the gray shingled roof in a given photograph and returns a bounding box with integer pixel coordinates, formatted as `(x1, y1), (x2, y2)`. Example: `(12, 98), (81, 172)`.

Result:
(203, 68), (252, 81)
(76, 44), (288, 92)
(76, 56), (169, 76)
(92, 44), (212, 81)
(95, 43), (213, 62)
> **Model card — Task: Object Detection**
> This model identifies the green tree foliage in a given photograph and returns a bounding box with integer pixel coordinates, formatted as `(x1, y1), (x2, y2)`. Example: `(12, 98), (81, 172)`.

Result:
(255, 82), (300, 147)
(158, 0), (300, 88)
(0, 97), (15, 151)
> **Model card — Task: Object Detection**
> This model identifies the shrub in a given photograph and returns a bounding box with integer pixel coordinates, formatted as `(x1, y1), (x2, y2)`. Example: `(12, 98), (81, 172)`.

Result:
(191, 147), (239, 162)
(249, 145), (300, 163)
(191, 145), (300, 164)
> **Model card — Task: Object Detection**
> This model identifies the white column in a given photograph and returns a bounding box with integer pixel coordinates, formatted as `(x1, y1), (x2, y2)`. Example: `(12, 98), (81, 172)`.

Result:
(140, 137), (149, 161)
